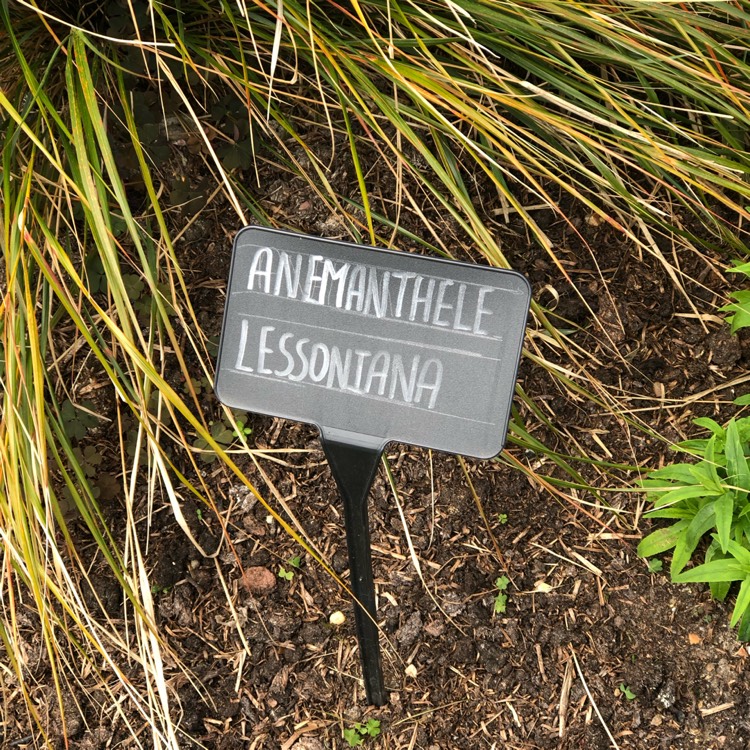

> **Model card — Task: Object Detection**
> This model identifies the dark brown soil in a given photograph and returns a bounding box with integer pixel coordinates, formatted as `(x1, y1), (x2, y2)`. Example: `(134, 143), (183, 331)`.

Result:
(8, 119), (750, 750)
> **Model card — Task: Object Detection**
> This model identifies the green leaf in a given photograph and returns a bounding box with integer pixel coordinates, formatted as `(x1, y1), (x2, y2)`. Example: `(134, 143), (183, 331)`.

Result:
(692, 417), (725, 436)
(730, 577), (750, 627)
(727, 261), (750, 277)
(343, 728), (364, 747)
(646, 463), (698, 484)
(726, 538), (750, 566)
(676, 439), (711, 455)
(123, 272), (146, 301)
(193, 437), (217, 464)
(720, 290), (750, 333)
(705, 435), (724, 476)
(688, 462), (724, 495)
(714, 492), (735, 554)
(738, 609), (750, 642)
(363, 719), (381, 737)
(619, 683), (636, 700)
(706, 542), (732, 601)
(647, 558), (663, 573)
(709, 580), (731, 601)
(638, 521), (689, 557)
(495, 575), (510, 591)
(741, 423), (750, 447)
(651, 484), (719, 508)
(61, 399), (101, 441)
(671, 504), (717, 576)
(494, 592), (508, 614)
(647, 508), (697, 520)
(673, 560), (748, 583)
(725, 419), (750, 492)
(232, 418), (252, 439)
(211, 421), (234, 445)
(734, 394), (750, 406)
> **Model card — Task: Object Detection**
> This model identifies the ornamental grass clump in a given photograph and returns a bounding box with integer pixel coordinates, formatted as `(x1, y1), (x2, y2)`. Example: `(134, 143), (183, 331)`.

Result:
(2, 0), (750, 744)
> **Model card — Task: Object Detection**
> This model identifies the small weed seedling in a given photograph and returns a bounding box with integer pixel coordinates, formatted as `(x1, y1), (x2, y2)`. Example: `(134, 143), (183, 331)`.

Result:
(647, 558), (663, 573)
(494, 575), (510, 614)
(193, 410), (251, 463)
(638, 414), (750, 640)
(188, 375), (212, 396)
(73, 445), (103, 478)
(61, 399), (101, 441)
(619, 683), (636, 700)
(232, 417), (253, 440)
(343, 719), (381, 747)
(278, 556), (301, 581)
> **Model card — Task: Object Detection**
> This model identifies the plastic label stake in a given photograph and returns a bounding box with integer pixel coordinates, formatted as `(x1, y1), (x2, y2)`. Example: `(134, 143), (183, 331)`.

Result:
(214, 226), (531, 704)
(320, 429), (386, 705)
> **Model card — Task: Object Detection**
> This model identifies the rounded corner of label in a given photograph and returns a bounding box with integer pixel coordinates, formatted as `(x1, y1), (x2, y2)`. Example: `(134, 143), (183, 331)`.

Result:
(508, 269), (532, 299)
(472, 443), (504, 461)
(234, 225), (257, 245)
(213, 377), (228, 407)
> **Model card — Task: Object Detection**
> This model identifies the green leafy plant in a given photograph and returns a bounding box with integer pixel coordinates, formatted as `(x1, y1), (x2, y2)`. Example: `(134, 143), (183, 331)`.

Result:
(192, 411), (251, 463)
(619, 684), (636, 701)
(68, 445), (118, 501)
(123, 272), (146, 303)
(647, 558), (663, 574)
(73, 445), (103, 478)
(721, 262), (750, 333)
(60, 399), (101, 441)
(493, 575), (510, 615)
(232, 416), (253, 440)
(193, 421), (234, 464)
(344, 719), (381, 747)
(187, 376), (212, 396)
(638, 415), (750, 639)
(278, 556), (302, 581)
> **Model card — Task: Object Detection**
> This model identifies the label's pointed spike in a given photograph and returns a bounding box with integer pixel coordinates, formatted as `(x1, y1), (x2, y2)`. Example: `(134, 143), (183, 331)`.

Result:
(320, 429), (387, 706)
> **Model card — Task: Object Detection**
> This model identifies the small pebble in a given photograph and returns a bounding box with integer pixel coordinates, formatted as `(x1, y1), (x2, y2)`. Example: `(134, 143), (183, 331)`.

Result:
(241, 566), (276, 595)
(329, 611), (346, 626)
